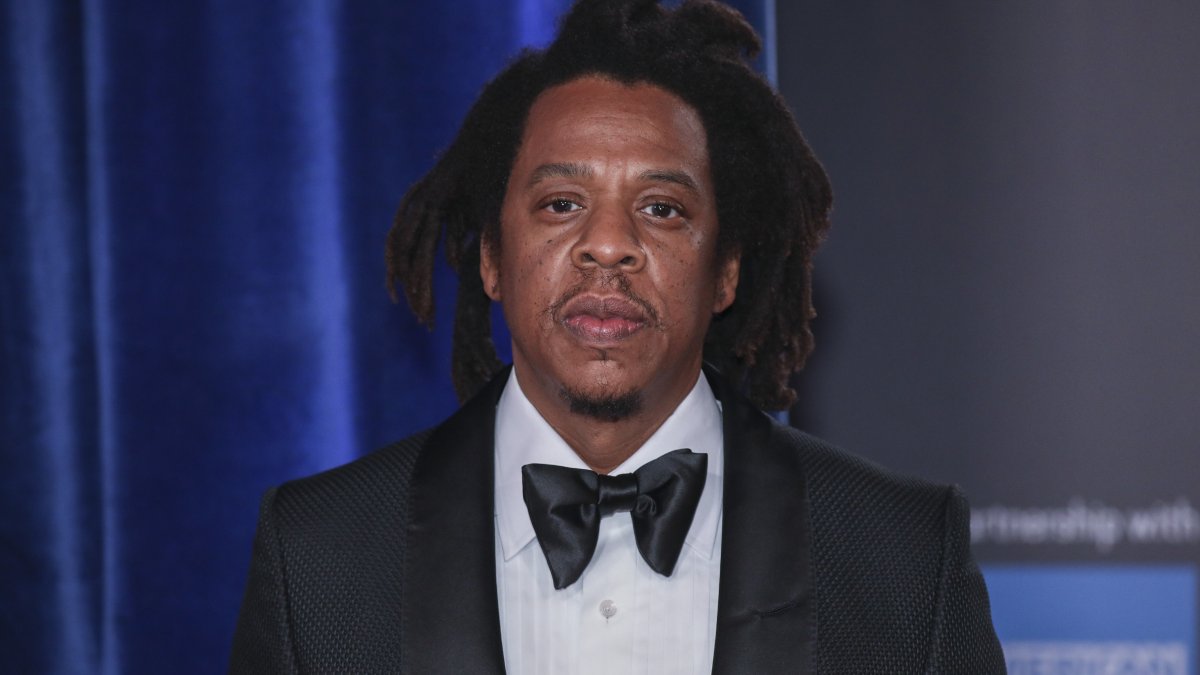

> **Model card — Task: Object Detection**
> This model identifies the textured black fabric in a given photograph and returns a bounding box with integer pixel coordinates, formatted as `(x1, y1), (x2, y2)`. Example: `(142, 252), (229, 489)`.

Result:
(788, 424), (1006, 672)
(229, 430), (429, 674)
(230, 371), (1005, 673)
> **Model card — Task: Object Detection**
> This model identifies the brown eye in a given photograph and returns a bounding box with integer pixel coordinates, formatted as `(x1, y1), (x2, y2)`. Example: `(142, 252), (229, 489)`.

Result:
(546, 198), (581, 213)
(641, 202), (680, 219)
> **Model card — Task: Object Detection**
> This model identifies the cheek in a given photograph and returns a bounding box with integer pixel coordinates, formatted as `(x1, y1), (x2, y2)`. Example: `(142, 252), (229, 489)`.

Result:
(513, 241), (555, 283)
(650, 241), (717, 324)
(500, 236), (560, 324)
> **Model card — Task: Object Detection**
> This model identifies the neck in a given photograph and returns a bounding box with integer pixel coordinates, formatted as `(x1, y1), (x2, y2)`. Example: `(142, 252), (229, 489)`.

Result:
(514, 364), (700, 474)
(549, 411), (664, 474)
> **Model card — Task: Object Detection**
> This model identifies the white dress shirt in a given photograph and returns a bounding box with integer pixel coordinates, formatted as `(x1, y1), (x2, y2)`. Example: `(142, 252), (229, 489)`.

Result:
(494, 369), (724, 675)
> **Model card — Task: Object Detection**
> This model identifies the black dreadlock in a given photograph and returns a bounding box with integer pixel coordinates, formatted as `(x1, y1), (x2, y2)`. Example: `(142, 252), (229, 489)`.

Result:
(386, 0), (832, 410)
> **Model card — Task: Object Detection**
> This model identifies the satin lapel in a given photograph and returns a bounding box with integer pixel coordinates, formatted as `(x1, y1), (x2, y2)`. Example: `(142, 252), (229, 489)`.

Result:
(401, 370), (509, 674)
(708, 369), (815, 673)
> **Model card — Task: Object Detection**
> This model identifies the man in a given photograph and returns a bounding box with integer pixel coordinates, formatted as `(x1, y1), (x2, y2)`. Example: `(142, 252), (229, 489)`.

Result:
(231, 0), (1005, 672)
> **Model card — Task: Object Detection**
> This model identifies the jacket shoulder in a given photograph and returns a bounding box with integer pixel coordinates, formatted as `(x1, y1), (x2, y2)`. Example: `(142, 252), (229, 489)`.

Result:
(268, 428), (434, 533)
(775, 424), (958, 569)
(771, 425), (998, 670)
(776, 425), (955, 523)
(232, 429), (435, 672)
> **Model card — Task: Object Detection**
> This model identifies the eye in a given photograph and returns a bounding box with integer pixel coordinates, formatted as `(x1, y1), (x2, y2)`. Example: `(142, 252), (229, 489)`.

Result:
(640, 202), (681, 219)
(544, 198), (581, 214)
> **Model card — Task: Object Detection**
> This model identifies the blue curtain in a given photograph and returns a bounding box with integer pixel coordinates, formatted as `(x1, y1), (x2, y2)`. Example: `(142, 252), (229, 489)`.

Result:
(1, 1), (773, 673)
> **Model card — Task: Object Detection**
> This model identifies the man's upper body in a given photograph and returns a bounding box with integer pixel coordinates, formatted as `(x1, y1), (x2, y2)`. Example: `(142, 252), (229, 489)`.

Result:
(232, 0), (1006, 671)
(229, 365), (1004, 673)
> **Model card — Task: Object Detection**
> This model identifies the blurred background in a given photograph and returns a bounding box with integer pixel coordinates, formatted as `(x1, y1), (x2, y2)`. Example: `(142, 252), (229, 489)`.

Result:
(2, 1), (1196, 672)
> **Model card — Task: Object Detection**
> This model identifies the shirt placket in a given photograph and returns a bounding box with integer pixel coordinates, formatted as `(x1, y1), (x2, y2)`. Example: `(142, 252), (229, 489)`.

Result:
(576, 513), (637, 675)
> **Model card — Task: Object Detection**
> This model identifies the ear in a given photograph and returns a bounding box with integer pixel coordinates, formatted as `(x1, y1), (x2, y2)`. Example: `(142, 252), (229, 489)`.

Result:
(712, 251), (740, 313)
(479, 234), (502, 302)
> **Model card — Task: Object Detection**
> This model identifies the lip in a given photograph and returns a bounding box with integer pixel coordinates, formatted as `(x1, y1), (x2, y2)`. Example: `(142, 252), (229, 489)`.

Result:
(560, 294), (648, 344)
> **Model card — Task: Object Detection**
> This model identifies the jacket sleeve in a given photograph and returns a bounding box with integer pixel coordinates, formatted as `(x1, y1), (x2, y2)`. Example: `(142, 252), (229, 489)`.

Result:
(229, 487), (298, 674)
(926, 486), (1008, 674)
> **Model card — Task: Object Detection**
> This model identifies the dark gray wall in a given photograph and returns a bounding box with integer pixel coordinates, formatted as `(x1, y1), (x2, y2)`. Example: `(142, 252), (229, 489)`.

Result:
(778, 2), (1200, 564)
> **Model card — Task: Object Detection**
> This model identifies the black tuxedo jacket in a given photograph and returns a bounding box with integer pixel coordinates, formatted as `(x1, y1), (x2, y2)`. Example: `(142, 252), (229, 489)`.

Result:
(230, 368), (1005, 673)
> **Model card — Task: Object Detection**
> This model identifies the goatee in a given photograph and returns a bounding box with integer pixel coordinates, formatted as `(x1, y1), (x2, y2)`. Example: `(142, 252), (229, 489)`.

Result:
(560, 386), (643, 422)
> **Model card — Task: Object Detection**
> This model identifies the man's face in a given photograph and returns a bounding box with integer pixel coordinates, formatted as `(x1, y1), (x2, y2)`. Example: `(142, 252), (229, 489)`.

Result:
(482, 76), (739, 422)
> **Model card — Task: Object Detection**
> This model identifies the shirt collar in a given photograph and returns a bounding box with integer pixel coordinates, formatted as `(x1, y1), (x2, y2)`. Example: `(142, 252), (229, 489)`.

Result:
(494, 368), (725, 563)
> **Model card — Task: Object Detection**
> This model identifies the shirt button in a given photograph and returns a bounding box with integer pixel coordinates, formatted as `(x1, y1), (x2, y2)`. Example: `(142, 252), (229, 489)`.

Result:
(599, 599), (618, 621)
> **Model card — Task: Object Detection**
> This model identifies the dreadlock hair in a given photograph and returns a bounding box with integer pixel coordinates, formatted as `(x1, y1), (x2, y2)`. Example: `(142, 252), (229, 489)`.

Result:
(386, 0), (833, 410)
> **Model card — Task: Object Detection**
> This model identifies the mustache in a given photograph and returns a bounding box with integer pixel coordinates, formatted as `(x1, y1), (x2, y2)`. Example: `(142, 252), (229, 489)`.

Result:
(547, 273), (662, 329)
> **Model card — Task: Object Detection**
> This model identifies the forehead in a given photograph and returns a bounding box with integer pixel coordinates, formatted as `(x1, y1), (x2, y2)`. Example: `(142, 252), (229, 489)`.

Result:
(513, 76), (710, 174)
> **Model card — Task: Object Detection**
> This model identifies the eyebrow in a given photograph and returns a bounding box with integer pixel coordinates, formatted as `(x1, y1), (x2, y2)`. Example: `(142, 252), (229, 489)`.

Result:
(527, 162), (593, 188)
(637, 169), (700, 195)
(526, 162), (701, 195)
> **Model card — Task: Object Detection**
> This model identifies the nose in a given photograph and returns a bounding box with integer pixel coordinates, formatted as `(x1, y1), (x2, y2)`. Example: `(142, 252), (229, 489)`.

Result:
(569, 204), (646, 273)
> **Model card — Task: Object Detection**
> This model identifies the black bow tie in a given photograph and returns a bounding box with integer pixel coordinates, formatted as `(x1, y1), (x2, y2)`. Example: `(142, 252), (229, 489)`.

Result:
(521, 449), (708, 590)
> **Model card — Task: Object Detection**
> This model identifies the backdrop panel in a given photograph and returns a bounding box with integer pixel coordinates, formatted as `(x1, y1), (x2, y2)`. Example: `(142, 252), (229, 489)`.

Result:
(778, 2), (1200, 671)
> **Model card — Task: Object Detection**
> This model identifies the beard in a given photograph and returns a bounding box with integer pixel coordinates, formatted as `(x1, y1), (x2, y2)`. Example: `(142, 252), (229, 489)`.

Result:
(559, 385), (644, 423)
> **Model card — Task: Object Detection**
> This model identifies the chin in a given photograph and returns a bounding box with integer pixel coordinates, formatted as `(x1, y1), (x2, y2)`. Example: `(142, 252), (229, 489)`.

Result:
(558, 384), (644, 423)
